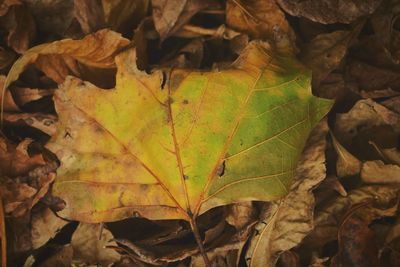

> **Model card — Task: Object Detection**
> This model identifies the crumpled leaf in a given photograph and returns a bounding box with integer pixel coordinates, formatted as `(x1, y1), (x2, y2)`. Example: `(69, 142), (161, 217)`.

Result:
(0, 0), (36, 53)
(331, 133), (361, 177)
(361, 160), (400, 184)
(226, 0), (294, 41)
(74, 0), (106, 34)
(331, 202), (398, 267)
(300, 24), (363, 87)
(245, 119), (329, 267)
(2, 113), (57, 136)
(74, 0), (149, 35)
(44, 41), (332, 223)
(0, 137), (45, 177)
(301, 185), (400, 250)
(0, 75), (20, 111)
(276, 0), (381, 24)
(102, 0), (149, 33)
(36, 245), (73, 267)
(71, 223), (121, 266)
(31, 207), (68, 249)
(23, 0), (75, 39)
(370, 0), (400, 64)
(151, 0), (216, 40)
(334, 99), (400, 144)
(0, 47), (16, 73)
(3, 29), (129, 90)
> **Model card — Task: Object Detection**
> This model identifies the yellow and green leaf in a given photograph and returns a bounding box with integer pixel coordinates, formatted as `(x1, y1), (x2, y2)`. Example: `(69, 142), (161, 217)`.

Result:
(45, 41), (332, 223)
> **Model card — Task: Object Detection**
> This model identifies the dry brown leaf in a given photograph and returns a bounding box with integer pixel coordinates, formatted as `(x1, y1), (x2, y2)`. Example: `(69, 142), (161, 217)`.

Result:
(11, 172), (56, 217)
(2, 112), (57, 136)
(226, 0), (294, 41)
(0, 178), (37, 213)
(0, 47), (16, 73)
(382, 95), (400, 114)
(300, 24), (363, 87)
(276, 0), (381, 24)
(381, 217), (400, 267)
(0, 75), (20, 111)
(37, 245), (73, 267)
(345, 60), (400, 93)
(331, 133), (361, 177)
(361, 160), (400, 184)
(0, 0), (36, 53)
(0, 138), (45, 177)
(71, 223), (121, 266)
(331, 202), (398, 267)
(245, 119), (329, 267)
(302, 185), (400, 250)
(9, 87), (54, 107)
(102, 0), (149, 33)
(3, 29), (129, 90)
(74, 0), (106, 34)
(23, 0), (75, 39)
(31, 208), (68, 249)
(370, 0), (400, 64)
(225, 202), (256, 231)
(334, 99), (400, 144)
(152, 0), (216, 40)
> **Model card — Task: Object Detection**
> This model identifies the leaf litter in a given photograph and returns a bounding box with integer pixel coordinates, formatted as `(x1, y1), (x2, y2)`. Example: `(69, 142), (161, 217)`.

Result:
(1, 1), (400, 267)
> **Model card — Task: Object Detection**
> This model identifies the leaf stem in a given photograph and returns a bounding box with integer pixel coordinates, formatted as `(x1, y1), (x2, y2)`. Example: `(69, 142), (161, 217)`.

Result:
(189, 215), (211, 267)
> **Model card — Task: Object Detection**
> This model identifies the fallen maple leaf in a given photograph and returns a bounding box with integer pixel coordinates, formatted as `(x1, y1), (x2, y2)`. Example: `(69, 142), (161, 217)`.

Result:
(43, 40), (332, 225)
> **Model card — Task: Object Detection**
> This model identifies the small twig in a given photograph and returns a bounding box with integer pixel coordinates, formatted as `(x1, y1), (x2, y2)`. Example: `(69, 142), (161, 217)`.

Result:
(180, 24), (241, 40)
(199, 9), (225, 15)
(183, 25), (218, 36)
(189, 215), (211, 267)
(0, 197), (7, 267)
(99, 223), (104, 240)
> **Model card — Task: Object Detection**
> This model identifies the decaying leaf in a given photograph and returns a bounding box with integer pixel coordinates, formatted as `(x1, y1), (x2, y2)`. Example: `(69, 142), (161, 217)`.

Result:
(151, 0), (216, 40)
(226, 0), (294, 41)
(334, 99), (400, 144)
(3, 29), (129, 90)
(36, 245), (73, 267)
(0, 137), (45, 177)
(0, 47), (16, 73)
(31, 207), (68, 249)
(361, 160), (400, 184)
(2, 113), (57, 136)
(331, 202), (398, 267)
(74, 0), (106, 34)
(42, 41), (332, 223)
(300, 24), (363, 87)
(0, 75), (20, 111)
(245, 119), (329, 267)
(0, 0), (36, 53)
(71, 223), (121, 265)
(102, 0), (149, 33)
(74, 0), (149, 37)
(302, 185), (400, 250)
(276, 0), (381, 24)
(331, 133), (361, 177)
(23, 0), (75, 39)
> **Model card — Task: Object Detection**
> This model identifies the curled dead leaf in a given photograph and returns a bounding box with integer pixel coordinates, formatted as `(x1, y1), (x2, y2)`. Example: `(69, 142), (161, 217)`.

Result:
(331, 133), (361, 177)
(276, 0), (381, 24)
(3, 29), (130, 91)
(71, 223), (121, 265)
(0, 0), (36, 53)
(0, 138), (45, 177)
(226, 0), (294, 42)
(246, 119), (329, 267)
(361, 160), (400, 184)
